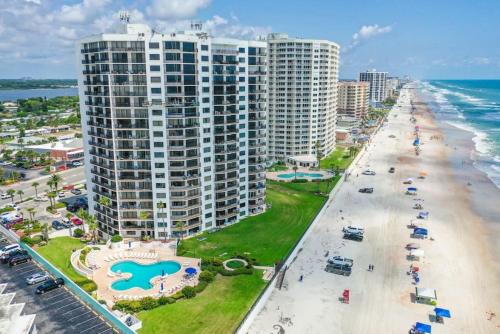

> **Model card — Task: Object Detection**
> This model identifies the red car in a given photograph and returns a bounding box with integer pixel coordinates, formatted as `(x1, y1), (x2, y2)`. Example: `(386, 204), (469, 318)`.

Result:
(70, 216), (83, 225)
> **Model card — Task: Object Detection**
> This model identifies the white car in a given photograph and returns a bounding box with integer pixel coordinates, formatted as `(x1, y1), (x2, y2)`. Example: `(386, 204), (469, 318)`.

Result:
(362, 170), (376, 176)
(34, 196), (49, 202)
(327, 256), (354, 267)
(0, 193), (13, 200)
(3, 203), (19, 211)
(342, 226), (364, 235)
(0, 244), (20, 257)
(26, 272), (50, 285)
(58, 191), (66, 198)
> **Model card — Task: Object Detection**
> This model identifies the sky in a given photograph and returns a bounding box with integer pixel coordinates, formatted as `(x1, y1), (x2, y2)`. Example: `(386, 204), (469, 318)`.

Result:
(0, 0), (499, 80)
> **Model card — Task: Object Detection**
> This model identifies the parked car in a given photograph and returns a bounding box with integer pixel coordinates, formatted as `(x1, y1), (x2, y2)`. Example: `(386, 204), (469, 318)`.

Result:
(327, 256), (354, 267)
(359, 187), (374, 193)
(343, 231), (364, 241)
(71, 188), (82, 195)
(36, 278), (64, 294)
(60, 218), (72, 228)
(9, 254), (32, 266)
(389, 167), (395, 173)
(342, 226), (365, 235)
(26, 272), (50, 285)
(0, 193), (13, 200)
(34, 196), (49, 202)
(3, 203), (19, 211)
(0, 244), (20, 257)
(58, 191), (66, 198)
(70, 217), (83, 225)
(1, 248), (28, 263)
(51, 220), (65, 230)
(362, 170), (376, 176)
(325, 263), (352, 276)
(72, 161), (83, 167)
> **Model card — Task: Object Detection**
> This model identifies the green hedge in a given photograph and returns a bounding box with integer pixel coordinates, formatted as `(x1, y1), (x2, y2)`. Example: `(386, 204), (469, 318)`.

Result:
(291, 178), (308, 183)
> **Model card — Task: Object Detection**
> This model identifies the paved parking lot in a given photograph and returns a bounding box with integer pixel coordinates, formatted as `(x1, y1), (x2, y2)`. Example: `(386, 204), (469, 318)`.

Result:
(0, 238), (118, 334)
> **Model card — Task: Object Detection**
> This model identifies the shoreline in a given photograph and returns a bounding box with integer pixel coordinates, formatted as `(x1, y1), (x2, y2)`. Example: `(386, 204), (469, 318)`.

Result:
(416, 89), (500, 254)
(247, 85), (500, 333)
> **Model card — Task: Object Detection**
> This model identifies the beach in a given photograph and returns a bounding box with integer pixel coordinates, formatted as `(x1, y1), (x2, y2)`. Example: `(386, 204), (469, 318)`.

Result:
(247, 86), (500, 333)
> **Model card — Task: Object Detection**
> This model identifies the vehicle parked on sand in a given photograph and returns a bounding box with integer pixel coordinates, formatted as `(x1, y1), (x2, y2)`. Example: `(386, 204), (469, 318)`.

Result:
(362, 170), (376, 176)
(389, 167), (395, 173)
(325, 263), (352, 276)
(35, 278), (64, 294)
(359, 187), (374, 193)
(327, 256), (354, 267)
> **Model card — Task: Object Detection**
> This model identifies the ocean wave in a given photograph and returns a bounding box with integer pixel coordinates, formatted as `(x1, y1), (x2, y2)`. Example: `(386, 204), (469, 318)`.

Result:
(445, 121), (492, 155)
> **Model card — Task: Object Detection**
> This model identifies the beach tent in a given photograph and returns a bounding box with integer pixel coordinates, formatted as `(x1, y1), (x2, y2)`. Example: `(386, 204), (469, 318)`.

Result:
(434, 308), (451, 318)
(415, 322), (432, 333)
(413, 228), (428, 236)
(410, 249), (425, 260)
(415, 287), (437, 303)
(413, 138), (420, 146)
(417, 211), (429, 219)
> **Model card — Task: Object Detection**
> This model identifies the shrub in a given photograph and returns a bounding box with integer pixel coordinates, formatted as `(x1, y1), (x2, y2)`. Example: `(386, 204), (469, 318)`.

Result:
(198, 270), (215, 283)
(194, 280), (208, 293)
(20, 235), (34, 246)
(111, 234), (123, 242)
(140, 297), (159, 310)
(171, 291), (184, 300)
(157, 296), (170, 306)
(98, 300), (107, 305)
(73, 228), (84, 238)
(0, 207), (14, 214)
(181, 286), (196, 299)
(291, 178), (308, 183)
(76, 278), (97, 293)
(38, 241), (47, 247)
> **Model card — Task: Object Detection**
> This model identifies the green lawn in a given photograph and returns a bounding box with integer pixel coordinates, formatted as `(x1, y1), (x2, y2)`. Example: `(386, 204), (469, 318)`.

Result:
(138, 271), (266, 334)
(320, 147), (356, 170)
(37, 236), (97, 292)
(178, 180), (330, 266)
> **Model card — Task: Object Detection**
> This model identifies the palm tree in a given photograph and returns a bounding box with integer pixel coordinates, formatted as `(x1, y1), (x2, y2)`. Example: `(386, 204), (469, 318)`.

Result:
(27, 207), (35, 222)
(50, 174), (62, 191)
(47, 191), (56, 209)
(292, 165), (298, 180)
(139, 211), (150, 240)
(315, 140), (322, 168)
(16, 189), (24, 202)
(31, 182), (40, 197)
(10, 171), (20, 182)
(47, 179), (54, 191)
(98, 196), (110, 207)
(87, 215), (98, 242)
(175, 221), (187, 241)
(157, 201), (168, 242)
(6, 189), (15, 203)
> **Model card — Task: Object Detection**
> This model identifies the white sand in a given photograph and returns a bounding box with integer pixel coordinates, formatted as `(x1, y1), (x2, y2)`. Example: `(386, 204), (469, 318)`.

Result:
(248, 87), (500, 333)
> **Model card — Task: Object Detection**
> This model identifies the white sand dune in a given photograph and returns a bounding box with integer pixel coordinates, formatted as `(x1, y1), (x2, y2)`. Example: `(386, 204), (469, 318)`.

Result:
(248, 87), (500, 333)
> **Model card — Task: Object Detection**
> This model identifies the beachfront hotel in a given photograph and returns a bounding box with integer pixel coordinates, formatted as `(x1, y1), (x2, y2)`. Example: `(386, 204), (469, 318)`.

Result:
(359, 69), (387, 103)
(266, 33), (340, 166)
(337, 80), (370, 129)
(77, 23), (267, 239)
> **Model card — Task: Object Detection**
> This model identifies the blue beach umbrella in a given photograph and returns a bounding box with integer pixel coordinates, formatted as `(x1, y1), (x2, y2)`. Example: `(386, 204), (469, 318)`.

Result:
(160, 282), (164, 292)
(415, 322), (431, 333)
(162, 269), (165, 277)
(185, 267), (197, 276)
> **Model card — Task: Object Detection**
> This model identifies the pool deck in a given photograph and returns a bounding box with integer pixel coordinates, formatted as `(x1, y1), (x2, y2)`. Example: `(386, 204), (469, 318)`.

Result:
(266, 167), (332, 181)
(89, 240), (200, 305)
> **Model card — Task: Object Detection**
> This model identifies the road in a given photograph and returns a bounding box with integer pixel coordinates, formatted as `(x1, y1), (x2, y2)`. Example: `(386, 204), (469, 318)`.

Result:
(0, 166), (85, 207)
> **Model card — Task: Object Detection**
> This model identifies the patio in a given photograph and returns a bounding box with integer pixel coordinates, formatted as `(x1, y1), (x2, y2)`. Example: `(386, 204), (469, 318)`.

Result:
(84, 240), (200, 305)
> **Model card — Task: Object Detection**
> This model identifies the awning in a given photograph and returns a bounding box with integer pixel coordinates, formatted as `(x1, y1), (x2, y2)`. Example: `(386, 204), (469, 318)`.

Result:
(414, 228), (428, 235)
(408, 187), (417, 191)
(434, 308), (451, 318)
(410, 249), (425, 257)
(415, 322), (432, 333)
(416, 287), (437, 299)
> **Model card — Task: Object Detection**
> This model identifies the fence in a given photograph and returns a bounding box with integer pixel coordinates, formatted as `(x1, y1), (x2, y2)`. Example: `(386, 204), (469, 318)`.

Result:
(0, 225), (135, 334)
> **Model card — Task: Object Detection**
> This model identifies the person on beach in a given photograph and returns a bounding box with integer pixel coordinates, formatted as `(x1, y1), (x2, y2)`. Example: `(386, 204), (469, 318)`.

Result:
(299, 275), (303, 282)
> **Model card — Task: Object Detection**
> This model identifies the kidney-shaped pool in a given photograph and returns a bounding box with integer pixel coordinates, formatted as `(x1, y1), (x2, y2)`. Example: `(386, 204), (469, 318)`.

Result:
(110, 260), (181, 291)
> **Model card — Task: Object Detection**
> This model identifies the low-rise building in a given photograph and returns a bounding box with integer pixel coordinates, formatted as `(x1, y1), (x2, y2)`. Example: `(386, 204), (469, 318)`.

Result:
(25, 138), (84, 162)
(1, 102), (18, 113)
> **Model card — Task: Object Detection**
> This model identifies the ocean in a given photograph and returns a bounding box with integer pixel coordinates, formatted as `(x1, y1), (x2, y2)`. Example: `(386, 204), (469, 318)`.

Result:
(0, 87), (78, 102)
(420, 80), (500, 189)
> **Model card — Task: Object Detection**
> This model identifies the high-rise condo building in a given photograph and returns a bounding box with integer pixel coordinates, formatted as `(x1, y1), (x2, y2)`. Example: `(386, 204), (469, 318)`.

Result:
(359, 69), (387, 103)
(266, 33), (340, 165)
(78, 23), (267, 239)
(337, 80), (370, 123)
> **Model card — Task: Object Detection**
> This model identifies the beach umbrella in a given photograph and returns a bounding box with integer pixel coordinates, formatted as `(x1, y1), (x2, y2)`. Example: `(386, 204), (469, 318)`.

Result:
(160, 282), (164, 292)
(415, 322), (431, 333)
(162, 269), (165, 277)
(185, 267), (197, 276)
(434, 308), (451, 318)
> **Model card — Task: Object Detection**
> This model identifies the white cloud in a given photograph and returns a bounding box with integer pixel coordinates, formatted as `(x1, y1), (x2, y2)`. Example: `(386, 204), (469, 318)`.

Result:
(344, 24), (392, 53)
(146, 0), (210, 19)
(468, 57), (491, 65)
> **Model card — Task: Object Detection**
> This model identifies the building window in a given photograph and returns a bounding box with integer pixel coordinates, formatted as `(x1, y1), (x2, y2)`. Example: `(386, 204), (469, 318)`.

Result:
(152, 110), (162, 116)
(149, 54), (160, 60)
(149, 42), (160, 49)
(155, 163), (165, 168)
(202, 77), (209, 83)
(201, 45), (209, 51)
(239, 47), (246, 53)
(153, 131), (163, 137)
(150, 65), (161, 71)
(156, 183), (165, 188)
(154, 152), (164, 158)
(151, 87), (161, 94)
(151, 76), (161, 83)
(153, 120), (163, 126)
(202, 66), (209, 72)
(201, 55), (209, 61)
(154, 142), (164, 147)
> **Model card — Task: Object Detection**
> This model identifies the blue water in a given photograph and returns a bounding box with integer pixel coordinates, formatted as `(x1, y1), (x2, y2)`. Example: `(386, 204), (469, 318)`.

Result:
(0, 87), (78, 101)
(420, 80), (500, 188)
(110, 261), (181, 291)
(278, 172), (324, 179)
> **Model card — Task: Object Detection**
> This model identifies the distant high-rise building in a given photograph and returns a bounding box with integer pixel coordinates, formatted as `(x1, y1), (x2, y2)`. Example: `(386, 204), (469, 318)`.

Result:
(385, 77), (400, 99)
(78, 23), (267, 239)
(337, 80), (369, 122)
(267, 33), (340, 165)
(359, 69), (387, 102)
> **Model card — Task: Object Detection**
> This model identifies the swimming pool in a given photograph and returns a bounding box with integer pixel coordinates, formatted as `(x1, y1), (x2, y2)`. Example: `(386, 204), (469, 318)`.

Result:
(110, 261), (181, 291)
(277, 172), (324, 179)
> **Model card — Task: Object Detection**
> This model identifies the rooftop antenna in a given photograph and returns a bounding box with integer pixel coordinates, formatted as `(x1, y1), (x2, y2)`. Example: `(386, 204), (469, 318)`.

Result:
(191, 21), (203, 31)
(119, 11), (130, 24)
